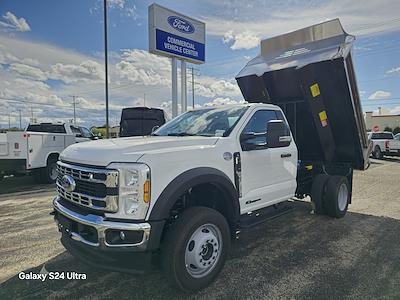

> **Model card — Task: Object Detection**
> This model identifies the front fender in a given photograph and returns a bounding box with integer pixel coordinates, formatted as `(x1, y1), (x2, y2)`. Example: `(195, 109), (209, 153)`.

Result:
(148, 167), (240, 225)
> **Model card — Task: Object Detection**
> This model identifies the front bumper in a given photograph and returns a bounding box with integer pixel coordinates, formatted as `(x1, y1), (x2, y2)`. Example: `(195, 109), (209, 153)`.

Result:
(53, 196), (164, 272)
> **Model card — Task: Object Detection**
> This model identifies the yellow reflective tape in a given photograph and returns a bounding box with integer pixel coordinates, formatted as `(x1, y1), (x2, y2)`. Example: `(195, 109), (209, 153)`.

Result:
(319, 110), (327, 121)
(305, 165), (313, 171)
(310, 83), (320, 97)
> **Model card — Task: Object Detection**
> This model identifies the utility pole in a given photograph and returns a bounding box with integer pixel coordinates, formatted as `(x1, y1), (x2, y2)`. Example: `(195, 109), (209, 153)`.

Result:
(144, 93), (146, 106)
(18, 109), (22, 130)
(188, 67), (200, 109)
(69, 95), (78, 125)
(30, 107), (34, 123)
(104, 0), (110, 138)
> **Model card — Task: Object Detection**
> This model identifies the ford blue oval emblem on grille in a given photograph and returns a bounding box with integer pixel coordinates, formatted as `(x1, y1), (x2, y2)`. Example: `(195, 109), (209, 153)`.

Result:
(61, 174), (76, 193)
(167, 16), (195, 34)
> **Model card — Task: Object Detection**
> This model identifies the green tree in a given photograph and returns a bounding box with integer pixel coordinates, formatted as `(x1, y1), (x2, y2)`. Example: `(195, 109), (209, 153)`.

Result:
(384, 126), (393, 132)
(393, 127), (400, 135)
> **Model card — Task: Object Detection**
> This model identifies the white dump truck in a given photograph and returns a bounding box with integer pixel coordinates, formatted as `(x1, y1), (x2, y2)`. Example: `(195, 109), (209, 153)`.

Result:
(52, 19), (369, 291)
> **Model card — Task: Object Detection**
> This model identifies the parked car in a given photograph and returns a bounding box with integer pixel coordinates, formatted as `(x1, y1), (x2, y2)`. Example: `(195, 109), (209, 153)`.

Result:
(368, 131), (400, 159)
(52, 19), (369, 291)
(119, 107), (167, 137)
(0, 123), (96, 183)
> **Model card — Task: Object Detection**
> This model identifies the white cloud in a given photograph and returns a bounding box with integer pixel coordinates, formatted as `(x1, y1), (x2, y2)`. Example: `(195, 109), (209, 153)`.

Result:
(0, 12), (31, 32)
(9, 63), (47, 81)
(205, 0), (400, 46)
(115, 49), (171, 86)
(108, 0), (126, 9)
(203, 97), (246, 106)
(368, 90), (391, 100)
(223, 31), (260, 50)
(0, 35), (245, 128)
(386, 66), (400, 75)
(390, 106), (400, 115)
(49, 60), (104, 83)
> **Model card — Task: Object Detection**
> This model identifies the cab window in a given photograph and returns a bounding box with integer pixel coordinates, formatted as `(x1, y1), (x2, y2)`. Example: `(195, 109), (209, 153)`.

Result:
(241, 110), (278, 149)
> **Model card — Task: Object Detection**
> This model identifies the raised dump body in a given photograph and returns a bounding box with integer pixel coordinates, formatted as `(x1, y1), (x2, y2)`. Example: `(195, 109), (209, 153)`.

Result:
(236, 19), (369, 170)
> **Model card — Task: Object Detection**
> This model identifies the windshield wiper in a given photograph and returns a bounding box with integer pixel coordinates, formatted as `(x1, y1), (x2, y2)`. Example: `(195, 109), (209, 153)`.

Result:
(167, 132), (197, 136)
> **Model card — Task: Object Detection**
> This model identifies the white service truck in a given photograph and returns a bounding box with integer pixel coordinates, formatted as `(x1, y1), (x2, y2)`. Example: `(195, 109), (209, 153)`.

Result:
(368, 131), (400, 159)
(0, 123), (96, 183)
(52, 19), (369, 291)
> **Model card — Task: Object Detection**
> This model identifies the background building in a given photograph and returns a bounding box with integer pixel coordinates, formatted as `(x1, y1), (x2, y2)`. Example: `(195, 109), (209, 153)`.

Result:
(365, 111), (400, 132)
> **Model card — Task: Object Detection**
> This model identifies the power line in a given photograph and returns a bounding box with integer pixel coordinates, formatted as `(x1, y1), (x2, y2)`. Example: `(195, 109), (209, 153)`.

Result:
(0, 97), (122, 112)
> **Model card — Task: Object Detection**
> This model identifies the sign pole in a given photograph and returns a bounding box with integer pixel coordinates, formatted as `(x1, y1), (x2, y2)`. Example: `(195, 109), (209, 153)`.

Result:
(171, 57), (178, 118)
(104, 0), (110, 139)
(181, 60), (187, 113)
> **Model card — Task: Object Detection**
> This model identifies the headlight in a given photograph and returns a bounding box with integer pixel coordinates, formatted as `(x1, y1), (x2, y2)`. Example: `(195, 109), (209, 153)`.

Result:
(107, 163), (150, 219)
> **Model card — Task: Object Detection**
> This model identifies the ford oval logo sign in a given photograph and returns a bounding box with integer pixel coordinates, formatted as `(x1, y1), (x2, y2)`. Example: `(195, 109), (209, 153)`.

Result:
(167, 16), (195, 34)
(61, 175), (76, 193)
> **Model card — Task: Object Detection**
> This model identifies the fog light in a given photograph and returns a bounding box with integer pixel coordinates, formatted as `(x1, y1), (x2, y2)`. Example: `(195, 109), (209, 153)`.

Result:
(105, 229), (144, 245)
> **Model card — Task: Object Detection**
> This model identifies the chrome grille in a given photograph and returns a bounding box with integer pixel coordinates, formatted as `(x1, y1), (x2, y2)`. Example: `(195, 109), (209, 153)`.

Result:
(56, 161), (119, 212)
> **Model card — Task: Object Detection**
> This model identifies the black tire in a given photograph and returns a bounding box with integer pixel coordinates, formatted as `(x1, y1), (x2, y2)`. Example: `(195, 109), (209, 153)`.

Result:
(310, 174), (330, 215)
(161, 206), (231, 292)
(373, 146), (383, 159)
(323, 176), (350, 218)
(39, 160), (58, 184)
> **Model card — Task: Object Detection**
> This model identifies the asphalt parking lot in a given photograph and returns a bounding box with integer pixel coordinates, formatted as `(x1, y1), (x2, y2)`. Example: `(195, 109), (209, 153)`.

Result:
(0, 158), (399, 299)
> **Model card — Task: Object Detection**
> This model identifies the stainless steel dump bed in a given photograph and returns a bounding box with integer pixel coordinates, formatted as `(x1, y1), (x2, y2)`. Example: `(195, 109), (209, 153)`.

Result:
(236, 19), (369, 170)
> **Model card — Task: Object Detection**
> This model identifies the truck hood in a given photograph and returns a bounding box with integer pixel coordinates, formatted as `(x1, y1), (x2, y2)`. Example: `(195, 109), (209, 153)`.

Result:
(60, 136), (219, 167)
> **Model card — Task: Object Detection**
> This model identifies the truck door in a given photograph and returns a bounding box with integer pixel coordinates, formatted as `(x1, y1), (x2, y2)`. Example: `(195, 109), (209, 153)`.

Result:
(238, 109), (297, 214)
(27, 134), (45, 169)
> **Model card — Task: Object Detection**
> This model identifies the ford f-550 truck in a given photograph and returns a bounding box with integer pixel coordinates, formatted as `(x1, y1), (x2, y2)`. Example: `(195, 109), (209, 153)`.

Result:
(52, 19), (369, 291)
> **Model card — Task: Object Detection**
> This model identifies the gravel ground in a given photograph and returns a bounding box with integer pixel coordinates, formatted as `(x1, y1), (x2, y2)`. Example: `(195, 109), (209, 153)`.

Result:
(0, 157), (399, 299)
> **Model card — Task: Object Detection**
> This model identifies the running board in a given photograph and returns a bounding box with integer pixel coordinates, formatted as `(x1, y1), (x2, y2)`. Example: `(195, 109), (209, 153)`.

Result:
(239, 201), (294, 229)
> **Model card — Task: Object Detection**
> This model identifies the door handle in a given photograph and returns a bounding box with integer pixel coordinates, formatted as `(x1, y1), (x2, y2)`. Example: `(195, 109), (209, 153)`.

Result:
(281, 153), (291, 158)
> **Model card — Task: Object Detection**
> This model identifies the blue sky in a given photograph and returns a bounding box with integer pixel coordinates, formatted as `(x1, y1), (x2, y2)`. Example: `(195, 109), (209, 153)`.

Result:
(0, 0), (399, 128)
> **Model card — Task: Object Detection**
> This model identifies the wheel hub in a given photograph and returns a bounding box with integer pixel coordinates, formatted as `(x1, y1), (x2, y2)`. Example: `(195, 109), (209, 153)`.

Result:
(338, 182), (348, 211)
(185, 224), (222, 278)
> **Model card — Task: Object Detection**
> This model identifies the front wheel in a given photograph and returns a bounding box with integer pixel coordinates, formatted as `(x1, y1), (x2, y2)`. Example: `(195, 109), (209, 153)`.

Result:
(373, 146), (383, 159)
(161, 206), (231, 292)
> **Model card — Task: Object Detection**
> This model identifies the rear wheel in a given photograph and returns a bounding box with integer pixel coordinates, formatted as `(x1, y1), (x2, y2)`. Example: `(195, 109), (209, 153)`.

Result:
(323, 176), (350, 218)
(162, 206), (230, 292)
(33, 159), (58, 184)
(42, 159), (58, 183)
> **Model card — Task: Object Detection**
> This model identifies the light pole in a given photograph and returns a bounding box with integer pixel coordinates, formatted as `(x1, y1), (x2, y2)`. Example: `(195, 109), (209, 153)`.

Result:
(18, 109), (22, 130)
(104, 0), (110, 138)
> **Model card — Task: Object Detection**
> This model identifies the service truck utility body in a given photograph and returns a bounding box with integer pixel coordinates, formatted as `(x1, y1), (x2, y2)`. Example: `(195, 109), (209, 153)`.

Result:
(0, 123), (95, 182)
(52, 20), (368, 291)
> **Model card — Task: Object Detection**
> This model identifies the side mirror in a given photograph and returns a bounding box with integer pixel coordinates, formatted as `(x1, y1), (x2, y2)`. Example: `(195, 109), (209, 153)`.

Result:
(266, 120), (292, 148)
(240, 132), (267, 151)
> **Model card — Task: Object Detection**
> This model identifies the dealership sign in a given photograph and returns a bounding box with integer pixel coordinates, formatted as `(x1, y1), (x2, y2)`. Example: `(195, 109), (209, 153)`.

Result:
(149, 4), (205, 64)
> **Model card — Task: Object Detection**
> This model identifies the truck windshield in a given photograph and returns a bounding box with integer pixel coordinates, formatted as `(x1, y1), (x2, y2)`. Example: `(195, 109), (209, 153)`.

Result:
(371, 133), (393, 139)
(153, 106), (248, 137)
(26, 124), (66, 133)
